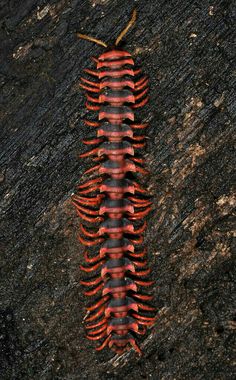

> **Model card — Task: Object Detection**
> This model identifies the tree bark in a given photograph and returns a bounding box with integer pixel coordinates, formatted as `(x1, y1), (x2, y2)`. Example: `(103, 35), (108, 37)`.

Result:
(0, 0), (235, 379)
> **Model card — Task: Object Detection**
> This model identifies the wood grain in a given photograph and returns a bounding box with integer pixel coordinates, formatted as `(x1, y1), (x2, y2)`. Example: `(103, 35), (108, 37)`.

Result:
(0, 0), (235, 379)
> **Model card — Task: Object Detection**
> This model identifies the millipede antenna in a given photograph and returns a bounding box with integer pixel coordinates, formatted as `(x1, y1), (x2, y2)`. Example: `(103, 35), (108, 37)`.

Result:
(77, 9), (137, 48)
(115, 9), (137, 46)
(76, 33), (108, 48)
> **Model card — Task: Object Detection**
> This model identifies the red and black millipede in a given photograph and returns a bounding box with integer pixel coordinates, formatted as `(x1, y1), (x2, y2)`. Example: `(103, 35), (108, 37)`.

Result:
(72, 9), (156, 355)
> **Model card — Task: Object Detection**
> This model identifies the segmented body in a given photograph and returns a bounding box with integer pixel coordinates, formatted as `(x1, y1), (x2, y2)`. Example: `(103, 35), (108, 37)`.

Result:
(72, 48), (155, 355)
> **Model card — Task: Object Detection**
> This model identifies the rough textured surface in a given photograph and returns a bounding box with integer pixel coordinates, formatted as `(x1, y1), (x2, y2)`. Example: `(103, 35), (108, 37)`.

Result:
(0, 0), (235, 379)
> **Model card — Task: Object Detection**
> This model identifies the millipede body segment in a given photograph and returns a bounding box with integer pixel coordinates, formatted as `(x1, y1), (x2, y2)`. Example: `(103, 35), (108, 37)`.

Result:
(72, 9), (155, 355)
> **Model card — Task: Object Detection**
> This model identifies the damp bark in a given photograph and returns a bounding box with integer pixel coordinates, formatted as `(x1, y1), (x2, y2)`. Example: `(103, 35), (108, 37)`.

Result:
(0, 1), (235, 379)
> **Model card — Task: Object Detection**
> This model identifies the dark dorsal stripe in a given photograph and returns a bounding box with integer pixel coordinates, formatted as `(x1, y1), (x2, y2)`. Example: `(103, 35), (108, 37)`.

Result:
(108, 297), (135, 308)
(101, 76), (133, 83)
(104, 278), (135, 289)
(101, 159), (133, 169)
(101, 199), (132, 208)
(99, 123), (132, 132)
(100, 141), (133, 151)
(100, 218), (131, 228)
(102, 89), (134, 98)
(103, 178), (132, 187)
(102, 238), (131, 249)
(100, 105), (133, 115)
(108, 316), (135, 326)
(110, 333), (133, 341)
(103, 257), (132, 269)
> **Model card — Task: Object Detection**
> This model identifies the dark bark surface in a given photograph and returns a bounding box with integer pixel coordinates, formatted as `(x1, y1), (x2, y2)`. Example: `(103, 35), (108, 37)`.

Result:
(0, 0), (235, 379)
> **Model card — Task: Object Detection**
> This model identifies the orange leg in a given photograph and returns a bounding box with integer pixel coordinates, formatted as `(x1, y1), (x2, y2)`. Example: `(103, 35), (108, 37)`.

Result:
(72, 195), (102, 206)
(129, 207), (152, 220)
(133, 221), (147, 234)
(95, 335), (111, 351)
(86, 295), (109, 312)
(133, 142), (146, 149)
(134, 165), (149, 175)
(92, 156), (103, 162)
(80, 83), (100, 93)
(80, 276), (103, 287)
(78, 234), (104, 246)
(133, 260), (148, 268)
(81, 77), (99, 87)
(135, 87), (149, 101)
(91, 56), (99, 64)
(80, 147), (99, 158)
(134, 69), (142, 75)
(83, 250), (101, 264)
(80, 261), (103, 273)
(133, 293), (153, 301)
(84, 68), (99, 76)
(86, 94), (100, 103)
(73, 203), (98, 216)
(133, 181), (148, 194)
(86, 101), (100, 111)
(128, 248), (147, 258)
(84, 282), (103, 296)
(135, 78), (149, 92)
(84, 119), (100, 127)
(85, 318), (107, 330)
(132, 268), (151, 277)
(74, 208), (102, 223)
(129, 338), (142, 355)
(78, 185), (101, 195)
(129, 197), (149, 204)
(78, 177), (102, 189)
(131, 135), (145, 142)
(82, 137), (103, 145)
(129, 210), (152, 220)
(135, 279), (154, 287)
(132, 200), (152, 208)
(129, 236), (144, 244)
(135, 75), (148, 87)
(130, 157), (144, 164)
(132, 312), (156, 322)
(84, 164), (100, 175)
(132, 96), (149, 109)
(136, 319), (155, 326)
(80, 223), (100, 238)
(87, 330), (107, 341)
(85, 305), (105, 322)
(137, 303), (155, 311)
(87, 324), (107, 336)
(131, 123), (148, 130)
(82, 195), (102, 204)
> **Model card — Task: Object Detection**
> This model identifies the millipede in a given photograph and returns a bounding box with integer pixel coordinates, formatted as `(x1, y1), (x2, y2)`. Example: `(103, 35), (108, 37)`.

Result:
(72, 9), (156, 355)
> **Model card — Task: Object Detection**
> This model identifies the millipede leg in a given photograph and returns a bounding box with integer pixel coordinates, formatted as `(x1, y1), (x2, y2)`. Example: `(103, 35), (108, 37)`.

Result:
(132, 96), (149, 109)
(84, 68), (99, 76)
(86, 296), (109, 312)
(80, 261), (103, 273)
(85, 318), (107, 329)
(87, 330), (107, 341)
(95, 335), (111, 351)
(84, 119), (100, 127)
(84, 283), (103, 296)
(129, 339), (142, 355)
(81, 77), (99, 87)
(80, 83), (100, 93)
(86, 102), (100, 111)
(85, 305), (105, 322)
